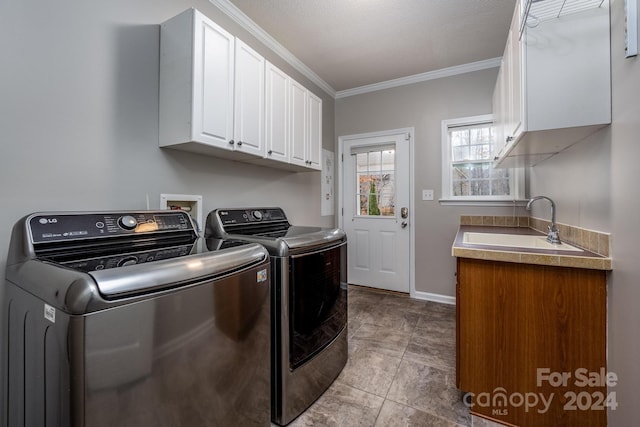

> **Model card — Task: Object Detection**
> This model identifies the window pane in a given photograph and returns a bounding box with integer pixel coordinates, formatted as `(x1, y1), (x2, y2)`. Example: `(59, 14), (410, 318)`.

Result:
(378, 172), (395, 216)
(451, 130), (469, 146)
(367, 174), (381, 216)
(479, 163), (492, 178)
(358, 173), (371, 194)
(492, 168), (510, 179)
(368, 151), (381, 171)
(356, 153), (368, 172)
(359, 194), (369, 215)
(452, 180), (470, 196)
(453, 165), (470, 180)
(468, 164), (491, 179)
(471, 180), (491, 196)
(469, 144), (491, 160)
(368, 174), (382, 195)
(452, 146), (470, 162)
(381, 149), (395, 171)
(491, 179), (511, 196)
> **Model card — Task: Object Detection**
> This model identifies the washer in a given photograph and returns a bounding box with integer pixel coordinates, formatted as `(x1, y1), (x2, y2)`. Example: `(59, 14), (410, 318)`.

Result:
(206, 207), (347, 426)
(3, 210), (271, 427)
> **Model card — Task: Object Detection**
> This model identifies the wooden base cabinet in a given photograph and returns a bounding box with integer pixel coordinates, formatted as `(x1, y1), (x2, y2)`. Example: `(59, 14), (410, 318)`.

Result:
(456, 258), (607, 427)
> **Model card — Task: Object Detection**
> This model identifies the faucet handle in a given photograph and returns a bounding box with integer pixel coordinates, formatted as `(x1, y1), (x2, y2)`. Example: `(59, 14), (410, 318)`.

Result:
(546, 225), (561, 244)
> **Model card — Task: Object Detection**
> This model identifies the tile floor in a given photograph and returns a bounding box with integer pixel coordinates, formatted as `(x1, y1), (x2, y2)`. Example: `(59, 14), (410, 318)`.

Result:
(286, 285), (483, 427)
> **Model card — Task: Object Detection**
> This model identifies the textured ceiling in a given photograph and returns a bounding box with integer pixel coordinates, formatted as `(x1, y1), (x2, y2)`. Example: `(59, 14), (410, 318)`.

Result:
(229, 0), (517, 92)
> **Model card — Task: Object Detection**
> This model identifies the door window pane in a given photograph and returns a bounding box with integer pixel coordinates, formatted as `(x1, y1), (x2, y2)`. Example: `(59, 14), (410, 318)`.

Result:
(354, 148), (396, 217)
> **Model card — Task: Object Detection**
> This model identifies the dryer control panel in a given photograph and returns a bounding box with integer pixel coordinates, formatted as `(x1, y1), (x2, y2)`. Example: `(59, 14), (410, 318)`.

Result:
(217, 208), (287, 226)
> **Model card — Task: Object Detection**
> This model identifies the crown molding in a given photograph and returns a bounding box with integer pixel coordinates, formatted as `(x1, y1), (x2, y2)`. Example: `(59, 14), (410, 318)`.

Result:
(335, 57), (502, 99)
(209, 0), (336, 98)
(208, 0), (502, 100)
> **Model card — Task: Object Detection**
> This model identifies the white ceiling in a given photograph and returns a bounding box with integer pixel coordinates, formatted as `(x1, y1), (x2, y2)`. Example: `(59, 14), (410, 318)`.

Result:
(227, 0), (517, 94)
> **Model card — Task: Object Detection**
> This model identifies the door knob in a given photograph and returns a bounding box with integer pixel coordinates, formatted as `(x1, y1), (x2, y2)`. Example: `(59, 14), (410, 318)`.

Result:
(401, 221), (408, 228)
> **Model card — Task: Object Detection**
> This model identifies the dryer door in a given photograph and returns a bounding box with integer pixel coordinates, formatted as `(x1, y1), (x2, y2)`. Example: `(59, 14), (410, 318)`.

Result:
(289, 242), (347, 369)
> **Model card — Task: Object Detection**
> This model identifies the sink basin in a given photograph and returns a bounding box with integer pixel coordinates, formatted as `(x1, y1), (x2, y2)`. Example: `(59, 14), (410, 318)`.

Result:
(462, 232), (583, 252)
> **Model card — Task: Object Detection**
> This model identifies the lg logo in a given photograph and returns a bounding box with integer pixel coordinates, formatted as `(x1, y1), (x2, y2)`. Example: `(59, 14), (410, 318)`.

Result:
(38, 218), (58, 225)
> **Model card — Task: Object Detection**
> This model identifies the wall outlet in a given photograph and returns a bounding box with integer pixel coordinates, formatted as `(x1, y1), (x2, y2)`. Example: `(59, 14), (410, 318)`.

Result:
(422, 189), (434, 201)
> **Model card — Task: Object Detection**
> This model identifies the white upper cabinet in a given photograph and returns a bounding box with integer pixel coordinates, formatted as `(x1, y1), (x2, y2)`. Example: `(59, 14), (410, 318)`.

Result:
(233, 39), (265, 157)
(289, 79), (322, 170)
(289, 79), (308, 168)
(159, 9), (322, 171)
(307, 91), (322, 170)
(265, 62), (323, 171)
(493, 0), (611, 168)
(492, 59), (506, 157)
(160, 8), (321, 171)
(265, 62), (289, 163)
(160, 9), (236, 153)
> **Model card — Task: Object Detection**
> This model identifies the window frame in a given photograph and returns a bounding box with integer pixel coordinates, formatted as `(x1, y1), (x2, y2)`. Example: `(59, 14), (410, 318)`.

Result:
(440, 114), (524, 203)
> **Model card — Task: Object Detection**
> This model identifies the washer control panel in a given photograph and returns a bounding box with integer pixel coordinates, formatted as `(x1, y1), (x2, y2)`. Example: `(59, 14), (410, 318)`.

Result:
(29, 211), (194, 243)
(61, 243), (195, 272)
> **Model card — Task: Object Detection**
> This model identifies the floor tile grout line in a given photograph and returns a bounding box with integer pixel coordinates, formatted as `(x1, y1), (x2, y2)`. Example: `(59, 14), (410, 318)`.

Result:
(340, 287), (467, 426)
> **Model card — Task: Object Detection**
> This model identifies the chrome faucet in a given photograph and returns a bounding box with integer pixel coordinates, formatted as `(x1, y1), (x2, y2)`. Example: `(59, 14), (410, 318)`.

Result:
(526, 196), (561, 244)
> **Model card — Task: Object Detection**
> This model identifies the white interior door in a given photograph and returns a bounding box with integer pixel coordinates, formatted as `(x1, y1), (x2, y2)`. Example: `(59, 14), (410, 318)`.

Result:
(341, 132), (411, 293)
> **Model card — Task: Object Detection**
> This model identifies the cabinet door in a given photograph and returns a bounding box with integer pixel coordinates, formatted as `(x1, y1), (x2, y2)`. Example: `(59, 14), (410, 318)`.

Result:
(192, 11), (235, 149)
(265, 62), (289, 162)
(289, 79), (308, 168)
(492, 64), (505, 159)
(503, 30), (515, 146)
(457, 258), (607, 427)
(491, 0), (522, 160)
(234, 40), (265, 157)
(508, 2), (523, 142)
(306, 92), (322, 170)
(458, 258), (526, 410)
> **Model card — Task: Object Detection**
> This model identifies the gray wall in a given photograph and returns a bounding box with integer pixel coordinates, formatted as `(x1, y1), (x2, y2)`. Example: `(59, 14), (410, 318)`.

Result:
(0, 0), (334, 406)
(335, 69), (528, 297)
(528, 0), (639, 423)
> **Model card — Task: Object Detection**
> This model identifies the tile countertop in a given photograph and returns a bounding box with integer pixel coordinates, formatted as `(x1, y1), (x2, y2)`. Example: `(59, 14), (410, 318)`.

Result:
(452, 225), (612, 271)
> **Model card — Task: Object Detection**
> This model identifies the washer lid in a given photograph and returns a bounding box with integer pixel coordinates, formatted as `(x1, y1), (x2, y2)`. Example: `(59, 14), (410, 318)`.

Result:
(89, 243), (268, 299)
(222, 227), (345, 256)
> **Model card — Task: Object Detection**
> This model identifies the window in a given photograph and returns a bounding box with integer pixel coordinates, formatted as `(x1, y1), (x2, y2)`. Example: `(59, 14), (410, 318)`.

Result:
(441, 115), (523, 203)
(354, 145), (396, 217)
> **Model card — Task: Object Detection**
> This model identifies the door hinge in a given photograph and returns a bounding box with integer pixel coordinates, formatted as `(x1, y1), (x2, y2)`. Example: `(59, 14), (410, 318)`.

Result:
(405, 132), (411, 141)
(341, 153), (344, 162)
(341, 208), (344, 216)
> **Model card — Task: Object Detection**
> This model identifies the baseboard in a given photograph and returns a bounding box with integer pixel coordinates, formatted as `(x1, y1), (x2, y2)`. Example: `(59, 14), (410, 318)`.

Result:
(411, 290), (456, 305)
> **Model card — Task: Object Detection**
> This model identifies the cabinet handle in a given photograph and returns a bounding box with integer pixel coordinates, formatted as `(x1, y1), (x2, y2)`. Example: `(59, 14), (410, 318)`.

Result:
(237, 140), (243, 146)
(268, 150), (273, 155)
(506, 136), (514, 142)
(229, 140), (235, 145)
